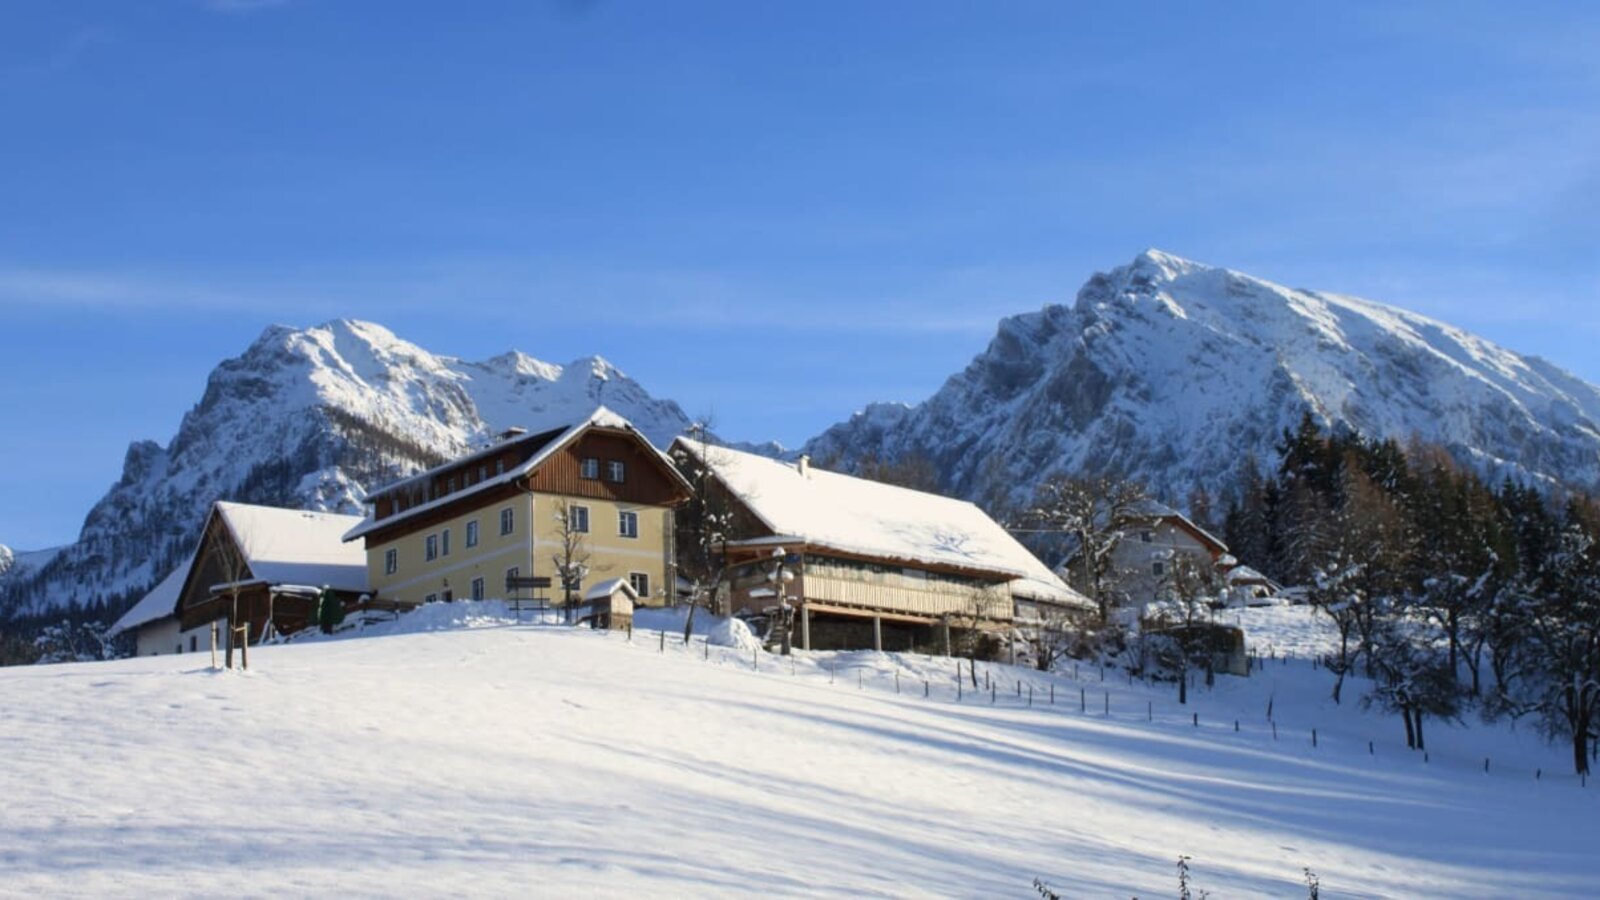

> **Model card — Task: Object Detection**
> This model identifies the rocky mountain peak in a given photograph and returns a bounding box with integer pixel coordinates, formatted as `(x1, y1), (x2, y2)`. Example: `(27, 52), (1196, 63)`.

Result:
(809, 251), (1600, 514)
(0, 322), (692, 623)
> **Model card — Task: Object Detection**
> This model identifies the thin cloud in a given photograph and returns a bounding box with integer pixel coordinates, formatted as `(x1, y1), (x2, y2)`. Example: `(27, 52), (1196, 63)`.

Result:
(202, 0), (293, 13)
(0, 261), (1013, 337)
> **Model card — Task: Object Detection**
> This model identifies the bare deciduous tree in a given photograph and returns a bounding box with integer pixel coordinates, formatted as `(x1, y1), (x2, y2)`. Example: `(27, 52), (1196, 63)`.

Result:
(550, 499), (595, 625)
(1019, 475), (1149, 622)
(671, 422), (743, 643)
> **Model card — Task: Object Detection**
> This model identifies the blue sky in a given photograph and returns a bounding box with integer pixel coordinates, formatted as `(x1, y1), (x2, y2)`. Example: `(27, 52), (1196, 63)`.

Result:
(2, 0), (1597, 551)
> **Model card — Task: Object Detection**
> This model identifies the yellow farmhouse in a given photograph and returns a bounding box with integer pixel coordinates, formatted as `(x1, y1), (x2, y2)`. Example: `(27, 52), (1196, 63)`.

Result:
(344, 407), (691, 609)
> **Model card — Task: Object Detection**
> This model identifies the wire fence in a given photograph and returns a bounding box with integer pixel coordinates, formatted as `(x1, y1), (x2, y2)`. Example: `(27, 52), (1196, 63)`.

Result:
(609, 624), (1598, 792)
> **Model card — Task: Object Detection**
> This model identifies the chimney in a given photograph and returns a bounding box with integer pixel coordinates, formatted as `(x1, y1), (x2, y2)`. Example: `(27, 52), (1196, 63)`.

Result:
(797, 454), (810, 478)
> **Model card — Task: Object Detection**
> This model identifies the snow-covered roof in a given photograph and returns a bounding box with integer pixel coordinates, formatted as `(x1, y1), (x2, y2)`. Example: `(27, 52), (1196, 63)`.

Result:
(111, 501), (369, 638)
(1127, 499), (1228, 554)
(345, 406), (689, 542)
(108, 565), (188, 637)
(1226, 565), (1280, 590)
(215, 502), (368, 592)
(677, 441), (1089, 607)
(582, 578), (639, 602)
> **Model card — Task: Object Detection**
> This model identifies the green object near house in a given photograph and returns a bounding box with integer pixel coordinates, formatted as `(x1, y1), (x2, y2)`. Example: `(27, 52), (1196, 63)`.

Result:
(318, 586), (344, 634)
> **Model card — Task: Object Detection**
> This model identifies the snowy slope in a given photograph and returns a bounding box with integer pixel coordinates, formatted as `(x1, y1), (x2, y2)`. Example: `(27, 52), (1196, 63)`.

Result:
(3, 606), (1594, 898)
(0, 320), (692, 622)
(807, 250), (1600, 511)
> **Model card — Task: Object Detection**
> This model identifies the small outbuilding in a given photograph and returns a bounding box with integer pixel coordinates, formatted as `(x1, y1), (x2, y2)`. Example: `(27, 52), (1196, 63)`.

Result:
(582, 578), (637, 631)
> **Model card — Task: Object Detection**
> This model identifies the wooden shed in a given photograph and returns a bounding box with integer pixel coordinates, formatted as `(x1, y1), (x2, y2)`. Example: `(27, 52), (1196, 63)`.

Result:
(582, 578), (638, 631)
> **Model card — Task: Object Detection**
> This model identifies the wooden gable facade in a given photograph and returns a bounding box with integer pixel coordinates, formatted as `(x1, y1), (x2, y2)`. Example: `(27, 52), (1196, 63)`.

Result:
(175, 508), (365, 646)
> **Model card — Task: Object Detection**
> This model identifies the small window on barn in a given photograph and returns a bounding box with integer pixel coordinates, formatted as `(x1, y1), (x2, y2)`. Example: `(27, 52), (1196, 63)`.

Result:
(629, 572), (650, 597)
(607, 460), (626, 483)
(465, 520), (479, 548)
(580, 457), (600, 479)
(471, 577), (485, 601)
(426, 534), (439, 561)
(385, 548), (398, 575)
(1152, 561), (1165, 577)
(500, 507), (514, 535)
(1141, 531), (1154, 543)
(618, 510), (638, 538)
(190, 635), (197, 652)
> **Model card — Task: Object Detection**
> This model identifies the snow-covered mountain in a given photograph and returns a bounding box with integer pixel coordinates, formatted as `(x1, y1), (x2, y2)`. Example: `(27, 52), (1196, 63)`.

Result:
(0, 320), (692, 622)
(807, 250), (1600, 511)
(0, 544), (13, 578)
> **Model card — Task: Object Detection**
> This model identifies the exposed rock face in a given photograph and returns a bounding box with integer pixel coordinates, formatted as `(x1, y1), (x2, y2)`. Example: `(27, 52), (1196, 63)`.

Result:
(807, 250), (1600, 512)
(0, 320), (692, 621)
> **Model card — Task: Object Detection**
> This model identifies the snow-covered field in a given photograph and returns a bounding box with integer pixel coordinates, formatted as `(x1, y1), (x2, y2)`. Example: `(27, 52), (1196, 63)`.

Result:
(2, 603), (1595, 898)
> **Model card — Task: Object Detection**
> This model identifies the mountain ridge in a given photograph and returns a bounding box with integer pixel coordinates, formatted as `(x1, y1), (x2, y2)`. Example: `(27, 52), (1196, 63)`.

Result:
(0, 320), (692, 622)
(805, 249), (1600, 511)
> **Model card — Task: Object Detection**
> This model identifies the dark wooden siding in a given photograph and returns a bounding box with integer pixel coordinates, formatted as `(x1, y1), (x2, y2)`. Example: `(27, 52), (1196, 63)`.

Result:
(525, 430), (687, 506)
(359, 481), (526, 546)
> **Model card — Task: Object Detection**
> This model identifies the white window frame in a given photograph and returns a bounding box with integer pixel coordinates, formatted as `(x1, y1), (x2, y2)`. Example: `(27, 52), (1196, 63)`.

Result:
(500, 507), (514, 536)
(618, 510), (638, 539)
(442, 528), (451, 557)
(580, 457), (600, 480)
(425, 534), (439, 561)
(571, 505), (590, 534)
(628, 571), (650, 598)
(384, 548), (398, 575)
(607, 460), (626, 483)
(471, 577), (485, 601)
(465, 519), (479, 548)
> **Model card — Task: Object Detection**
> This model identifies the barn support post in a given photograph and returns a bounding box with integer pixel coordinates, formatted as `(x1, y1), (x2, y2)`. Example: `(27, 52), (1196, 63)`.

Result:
(941, 617), (952, 657)
(872, 616), (883, 653)
(800, 603), (811, 652)
(210, 620), (219, 670)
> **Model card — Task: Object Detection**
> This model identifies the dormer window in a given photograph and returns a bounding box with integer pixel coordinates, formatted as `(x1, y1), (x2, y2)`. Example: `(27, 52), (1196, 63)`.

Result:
(1141, 531), (1154, 543)
(607, 460), (626, 483)
(580, 457), (600, 479)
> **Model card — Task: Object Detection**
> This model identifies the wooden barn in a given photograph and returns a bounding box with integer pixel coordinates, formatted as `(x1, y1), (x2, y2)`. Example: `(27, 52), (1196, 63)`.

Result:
(672, 440), (1092, 653)
(109, 502), (369, 657)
